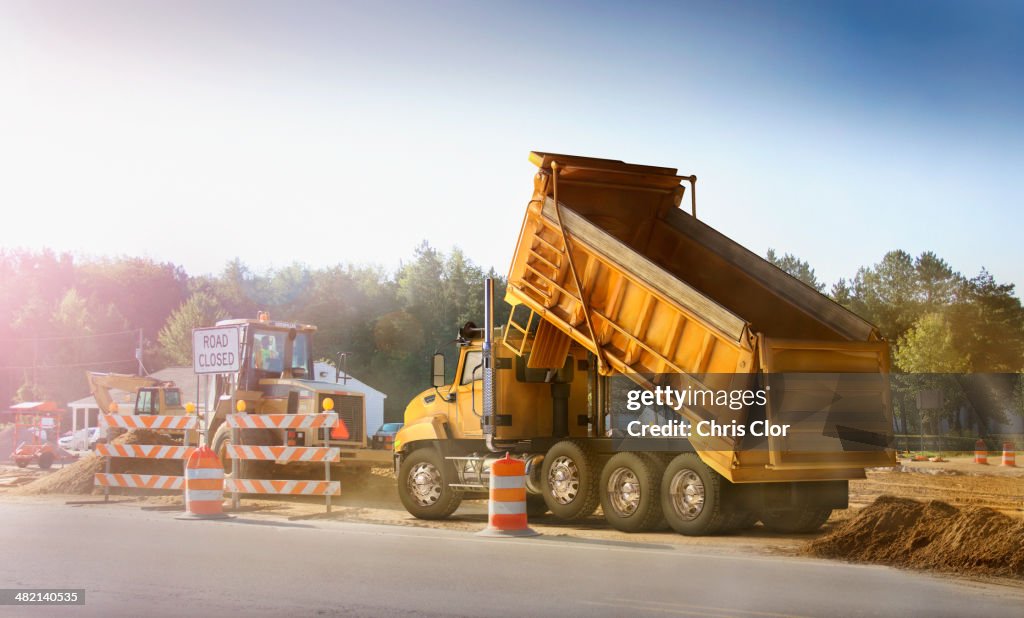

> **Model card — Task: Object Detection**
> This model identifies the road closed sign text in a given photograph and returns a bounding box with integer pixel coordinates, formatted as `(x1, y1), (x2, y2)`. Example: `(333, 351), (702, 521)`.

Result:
(192, 326), (241, 374)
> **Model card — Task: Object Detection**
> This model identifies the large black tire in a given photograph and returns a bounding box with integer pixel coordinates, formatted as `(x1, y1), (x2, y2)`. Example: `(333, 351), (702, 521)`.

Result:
(541, 440), (600, 521)
(759, 508), (832, 533)
(397, 447), (462, 520)
(599, 452), (665, 533)
(660, 453), (733, 535)
(15, 460), (28, 469)
(37, 452), (54, 470)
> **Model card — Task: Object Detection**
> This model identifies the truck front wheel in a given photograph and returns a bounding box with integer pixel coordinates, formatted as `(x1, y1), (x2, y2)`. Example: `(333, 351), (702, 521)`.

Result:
(660, 453), (733, 535)
(398, 448), (462, 520)
(541, 440), (599, 521)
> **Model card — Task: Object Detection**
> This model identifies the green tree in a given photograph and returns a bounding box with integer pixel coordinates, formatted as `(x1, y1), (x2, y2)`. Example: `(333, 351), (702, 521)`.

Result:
(950, 269), (1024, 372)
(766, 248), (825, 292)
(157, 292), (229, 365)
(77, 257), (189, 340)
(894, 313), (969, 434)
(895, 313), (968, 374)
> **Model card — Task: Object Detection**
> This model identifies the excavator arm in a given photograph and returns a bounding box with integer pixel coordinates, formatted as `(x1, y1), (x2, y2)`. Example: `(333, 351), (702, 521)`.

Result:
(85, 372), (169, 414)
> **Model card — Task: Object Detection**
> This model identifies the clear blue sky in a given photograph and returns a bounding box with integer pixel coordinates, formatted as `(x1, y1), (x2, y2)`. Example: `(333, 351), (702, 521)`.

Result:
(1, 0), (1021, 292)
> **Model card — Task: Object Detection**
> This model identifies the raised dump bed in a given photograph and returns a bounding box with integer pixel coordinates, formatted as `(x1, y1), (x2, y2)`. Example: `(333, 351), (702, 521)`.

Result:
(505, 152), (895, 482)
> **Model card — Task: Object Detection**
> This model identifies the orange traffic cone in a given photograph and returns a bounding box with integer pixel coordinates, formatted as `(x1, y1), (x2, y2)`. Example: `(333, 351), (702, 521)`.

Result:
(1002, 442), (1016, 467)
(178, 446), (230, 520)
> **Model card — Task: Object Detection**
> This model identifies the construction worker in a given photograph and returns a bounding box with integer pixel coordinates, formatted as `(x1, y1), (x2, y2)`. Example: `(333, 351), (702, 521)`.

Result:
(256, 336), (278, 371)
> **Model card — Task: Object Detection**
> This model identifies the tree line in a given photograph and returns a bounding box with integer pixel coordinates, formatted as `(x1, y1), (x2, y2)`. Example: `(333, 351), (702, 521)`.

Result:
(767, 249), (1024, 436)
(2, 245), (1022, 430)
(0, 243), (508, 421)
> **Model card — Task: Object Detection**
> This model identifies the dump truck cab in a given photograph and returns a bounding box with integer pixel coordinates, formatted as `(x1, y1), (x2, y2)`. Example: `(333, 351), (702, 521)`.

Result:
(398, 328), (591, 451)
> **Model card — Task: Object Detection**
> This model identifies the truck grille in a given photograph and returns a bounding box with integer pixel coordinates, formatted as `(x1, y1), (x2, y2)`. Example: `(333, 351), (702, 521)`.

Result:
(319, 394), (364, 445)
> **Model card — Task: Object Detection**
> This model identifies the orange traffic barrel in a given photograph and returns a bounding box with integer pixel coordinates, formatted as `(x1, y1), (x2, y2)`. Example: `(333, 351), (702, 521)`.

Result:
(180, 446), (229, 519)
(1003, 442), (1016, 467)
(974, 439), (988, 465)
(477, 452), (539, 538)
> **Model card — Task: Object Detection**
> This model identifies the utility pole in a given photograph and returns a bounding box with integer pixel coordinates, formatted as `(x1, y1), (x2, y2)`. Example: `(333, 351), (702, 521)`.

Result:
(136, 329), (144, 375)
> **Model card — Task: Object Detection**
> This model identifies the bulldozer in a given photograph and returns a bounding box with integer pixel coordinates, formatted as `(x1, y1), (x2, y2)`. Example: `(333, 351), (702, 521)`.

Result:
(200, 314), (389, 470)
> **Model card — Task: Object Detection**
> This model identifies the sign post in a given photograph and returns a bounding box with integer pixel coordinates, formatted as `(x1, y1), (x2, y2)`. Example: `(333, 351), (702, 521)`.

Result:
(192, 326), (241, 446)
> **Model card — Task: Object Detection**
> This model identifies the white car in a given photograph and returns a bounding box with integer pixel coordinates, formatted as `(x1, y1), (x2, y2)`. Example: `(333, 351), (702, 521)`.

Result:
(58, 427), (102, 451)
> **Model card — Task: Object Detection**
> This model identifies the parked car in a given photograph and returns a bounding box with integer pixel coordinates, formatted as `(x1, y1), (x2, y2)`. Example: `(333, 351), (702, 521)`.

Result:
(371, 423), (403, 450)
(58, 427), (102, 451)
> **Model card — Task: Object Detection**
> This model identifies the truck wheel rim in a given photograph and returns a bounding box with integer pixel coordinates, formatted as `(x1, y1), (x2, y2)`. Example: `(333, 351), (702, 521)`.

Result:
(668, 469), (705, 521)
(409, 462), (443, 507)
(548, 455), (580, 505)
(606, 467), (640, 517)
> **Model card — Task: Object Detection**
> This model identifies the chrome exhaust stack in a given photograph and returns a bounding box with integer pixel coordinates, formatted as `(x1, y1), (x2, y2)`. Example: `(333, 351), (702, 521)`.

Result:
(482, 278), (501, 452)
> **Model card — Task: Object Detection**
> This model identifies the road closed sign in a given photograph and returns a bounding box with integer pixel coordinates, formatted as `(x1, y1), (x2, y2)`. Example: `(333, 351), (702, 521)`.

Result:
(192, 326), (241, 374)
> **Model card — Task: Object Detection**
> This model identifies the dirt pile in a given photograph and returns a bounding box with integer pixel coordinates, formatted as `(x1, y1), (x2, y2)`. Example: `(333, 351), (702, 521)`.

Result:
(13, 430), (184, 496)
(807, 496), (1024, 579)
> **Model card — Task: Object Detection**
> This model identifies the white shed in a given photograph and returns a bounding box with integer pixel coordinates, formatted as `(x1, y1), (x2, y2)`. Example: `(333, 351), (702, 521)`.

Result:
(313, 362), (388, 438)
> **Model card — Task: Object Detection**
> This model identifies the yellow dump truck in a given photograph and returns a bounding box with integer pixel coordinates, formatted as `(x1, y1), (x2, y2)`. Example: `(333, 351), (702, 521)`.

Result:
(395, 152), (895, 535)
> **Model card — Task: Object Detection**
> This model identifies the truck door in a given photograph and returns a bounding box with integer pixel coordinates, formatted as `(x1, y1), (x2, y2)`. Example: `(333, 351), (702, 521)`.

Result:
(453, 348), (484, 437)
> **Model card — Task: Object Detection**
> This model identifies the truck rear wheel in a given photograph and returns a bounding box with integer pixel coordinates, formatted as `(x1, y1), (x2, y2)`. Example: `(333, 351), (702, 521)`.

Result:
(660, 453), (733, 535)
(541, 440), (599, 521)
(398, 447), (462, 520)
(600, 452), (665, 532)
(759, 508), (832, 533)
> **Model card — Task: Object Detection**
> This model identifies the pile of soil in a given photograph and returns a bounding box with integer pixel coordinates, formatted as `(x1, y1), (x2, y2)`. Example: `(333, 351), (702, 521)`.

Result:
(807, 496), (1024, 579)
(13, 430), (184, 496)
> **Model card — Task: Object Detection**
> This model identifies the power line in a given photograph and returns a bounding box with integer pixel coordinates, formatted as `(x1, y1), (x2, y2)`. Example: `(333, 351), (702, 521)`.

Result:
(0, 328), (141, 344)
(0, 358), (136, 370)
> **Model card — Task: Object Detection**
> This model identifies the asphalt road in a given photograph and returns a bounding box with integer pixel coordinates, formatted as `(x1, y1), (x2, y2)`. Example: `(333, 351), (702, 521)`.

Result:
(1, 500), (1022, 617)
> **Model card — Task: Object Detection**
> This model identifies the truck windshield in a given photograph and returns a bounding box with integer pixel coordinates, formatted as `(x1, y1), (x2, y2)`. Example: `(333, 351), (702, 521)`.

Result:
(253, 330), (286, 376)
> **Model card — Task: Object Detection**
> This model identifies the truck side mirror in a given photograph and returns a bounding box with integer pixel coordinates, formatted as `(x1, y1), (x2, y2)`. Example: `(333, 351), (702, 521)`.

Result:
(431, 353), (446, 388)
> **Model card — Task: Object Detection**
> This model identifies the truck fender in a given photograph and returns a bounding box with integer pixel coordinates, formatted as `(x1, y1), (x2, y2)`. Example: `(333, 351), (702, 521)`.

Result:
(394, 414), (449, 454)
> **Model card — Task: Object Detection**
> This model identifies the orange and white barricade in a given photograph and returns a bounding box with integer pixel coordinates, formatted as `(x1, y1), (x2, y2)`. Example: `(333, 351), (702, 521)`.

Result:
(974, 439), (988, 465)
(224, 404), (341, 512)
(478, 452), (539, 538)
(94, 413), (199, 502)
(1003, 442), (1017, 467)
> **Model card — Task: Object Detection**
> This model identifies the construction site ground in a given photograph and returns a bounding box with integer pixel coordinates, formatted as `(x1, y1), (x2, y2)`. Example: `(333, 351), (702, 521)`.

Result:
(2, 450), (1022, 577)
